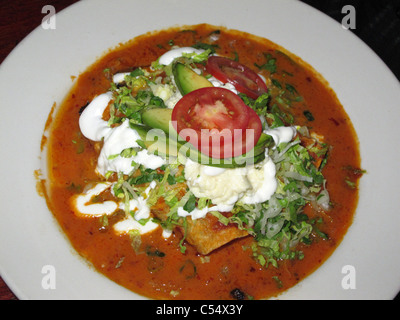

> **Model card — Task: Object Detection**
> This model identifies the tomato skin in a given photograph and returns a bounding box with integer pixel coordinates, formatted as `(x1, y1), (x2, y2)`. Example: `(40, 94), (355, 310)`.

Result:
(171, 87), (262, 159)
(206, 56), (268, 100)
(239, 107), (263, 156)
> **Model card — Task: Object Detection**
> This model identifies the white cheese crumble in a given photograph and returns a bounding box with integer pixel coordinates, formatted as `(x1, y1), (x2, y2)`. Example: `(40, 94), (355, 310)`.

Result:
(183, 152), (277, 216)
(180, 126), (296, 220)
(149, 79), (183, 109)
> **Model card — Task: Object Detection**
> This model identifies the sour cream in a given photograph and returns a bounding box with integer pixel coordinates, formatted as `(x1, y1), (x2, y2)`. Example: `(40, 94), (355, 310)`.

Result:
(264, 126), (297, 147)
(240, 157), (277, 204)
(177, 202), (235, 220)
(79, 95), (166, 177)
(96, 119), (166, 176)
(113, 215), (159, 235)
(79, 92), (113, 141)
(158, 47), (206, 65)
(112, 72), (130, 84)
(113, 181), (160, 235)
(73, 182), (118, 217)
(72, 181), (162, 236)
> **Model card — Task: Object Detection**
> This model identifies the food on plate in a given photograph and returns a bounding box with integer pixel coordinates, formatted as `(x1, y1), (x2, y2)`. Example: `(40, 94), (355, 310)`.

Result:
(43, 24), (363, 299)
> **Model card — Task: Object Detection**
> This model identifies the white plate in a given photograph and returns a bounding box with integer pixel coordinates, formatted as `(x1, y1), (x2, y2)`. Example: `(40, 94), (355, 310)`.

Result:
(1, 0), (399, 300)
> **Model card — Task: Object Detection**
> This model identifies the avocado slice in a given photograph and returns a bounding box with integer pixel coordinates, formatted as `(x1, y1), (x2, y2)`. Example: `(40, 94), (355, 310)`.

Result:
(179, 142), (267, 168)
(172, 62), (213, 95)
(142, 108), (173, 134)
(130, 123), (180, 158)
(130, 121), (273, 168)
(251, 133), (274, 157)
(204, 133), (273, 168)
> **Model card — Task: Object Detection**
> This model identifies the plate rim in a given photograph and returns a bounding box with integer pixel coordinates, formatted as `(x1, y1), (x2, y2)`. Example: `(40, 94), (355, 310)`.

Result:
(1, 0), (400, 300)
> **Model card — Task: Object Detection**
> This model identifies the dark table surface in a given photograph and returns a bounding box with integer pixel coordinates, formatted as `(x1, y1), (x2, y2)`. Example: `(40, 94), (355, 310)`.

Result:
(0, 0), (399, 300)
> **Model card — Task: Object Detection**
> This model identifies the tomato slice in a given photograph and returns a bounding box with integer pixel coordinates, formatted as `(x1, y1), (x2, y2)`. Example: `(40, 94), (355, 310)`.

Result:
(172, 87), (262, 159)
(206, 56), (268, 100)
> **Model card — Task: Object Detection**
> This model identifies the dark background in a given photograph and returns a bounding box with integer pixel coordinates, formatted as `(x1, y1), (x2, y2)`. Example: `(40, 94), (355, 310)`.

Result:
(300, 0), (400, 81)
(0, 0), (399, 300)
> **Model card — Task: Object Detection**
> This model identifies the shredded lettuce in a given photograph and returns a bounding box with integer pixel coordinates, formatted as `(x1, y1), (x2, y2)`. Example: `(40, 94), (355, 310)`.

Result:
(182, 49), (212, 63)
(227, 127), (330, 268)
(108, 70), (167, 127)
